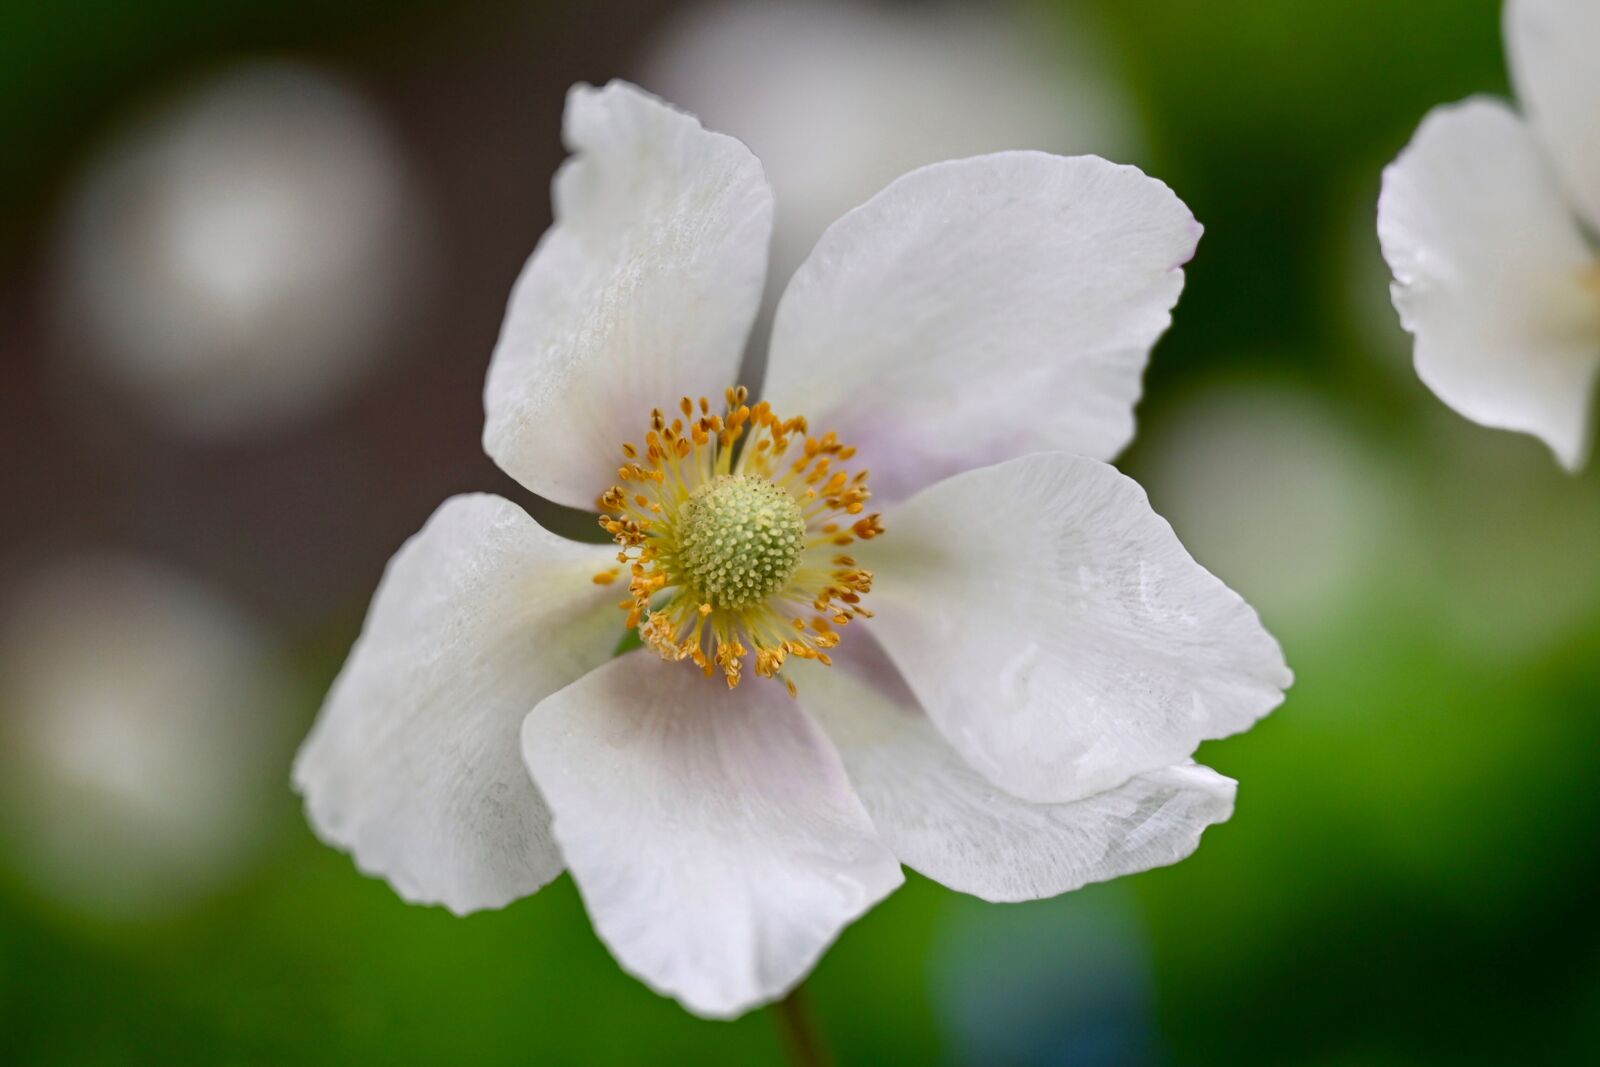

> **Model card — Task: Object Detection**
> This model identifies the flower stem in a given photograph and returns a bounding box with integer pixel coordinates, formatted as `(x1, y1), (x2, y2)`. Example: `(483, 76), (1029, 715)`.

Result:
(772, 983), (833, 1067)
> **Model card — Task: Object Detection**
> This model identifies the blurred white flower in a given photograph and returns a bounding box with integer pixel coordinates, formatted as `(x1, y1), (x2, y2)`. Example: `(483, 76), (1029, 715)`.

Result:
(639, 0), (1139, 299)
(1139, 382), (1399, 634)
(0, 558), (290, 918)
(294, 81), (1288, 1019)
(51, 61), (426, 437)
(1378, 0), (1600, 471)
(1412, 407), (1600, 663)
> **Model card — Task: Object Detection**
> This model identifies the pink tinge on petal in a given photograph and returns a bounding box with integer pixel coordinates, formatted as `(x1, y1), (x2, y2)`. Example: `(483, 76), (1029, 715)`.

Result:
(521, 652), (903, 1019)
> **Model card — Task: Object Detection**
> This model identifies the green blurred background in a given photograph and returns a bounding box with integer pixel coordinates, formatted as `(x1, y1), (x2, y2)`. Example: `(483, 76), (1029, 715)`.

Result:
(3, 0), (1598, 1063)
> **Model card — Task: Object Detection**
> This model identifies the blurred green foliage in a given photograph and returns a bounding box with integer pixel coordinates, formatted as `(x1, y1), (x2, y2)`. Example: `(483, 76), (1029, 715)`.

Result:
(4, 1), (1598, 1064)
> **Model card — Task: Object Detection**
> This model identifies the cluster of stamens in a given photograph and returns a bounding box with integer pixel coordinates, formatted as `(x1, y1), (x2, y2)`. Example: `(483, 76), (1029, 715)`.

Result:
(596, 386), (882, 693)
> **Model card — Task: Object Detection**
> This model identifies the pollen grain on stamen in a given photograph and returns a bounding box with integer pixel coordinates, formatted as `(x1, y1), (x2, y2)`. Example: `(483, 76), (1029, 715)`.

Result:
(595, 386), (882, 692)
(1580, 263), (1600, 305)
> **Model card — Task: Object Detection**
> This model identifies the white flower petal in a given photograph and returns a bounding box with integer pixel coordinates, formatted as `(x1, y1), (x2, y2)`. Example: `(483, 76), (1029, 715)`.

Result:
(1506, 0), (1600, 232)
(764, 152), (1199, 502)
(293, 494), (621, 915)
(483, 80), (774, 508)
(639, 0), (1139, 315)
(522, 653), (903, 1019)
(799, 639), (1237, 903)
(1378, 97), (1600, 471)
(859, 452), (1290, 805)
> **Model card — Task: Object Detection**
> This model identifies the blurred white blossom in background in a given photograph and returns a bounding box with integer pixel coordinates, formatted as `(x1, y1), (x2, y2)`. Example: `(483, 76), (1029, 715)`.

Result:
(1139, 382), (1400, 636)
(1378, 0), (1600, 472)
(0, 558), (292, 918)
(50, 61), (427, 438)
(639, 0), (1139, 312)
(1411, 408), (1600, 665)
(1337, 189), (1600, 663)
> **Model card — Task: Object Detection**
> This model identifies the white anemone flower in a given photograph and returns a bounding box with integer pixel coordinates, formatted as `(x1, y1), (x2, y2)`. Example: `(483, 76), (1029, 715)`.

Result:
(51, 61), (423, 437)
(293, 81), (1290, 1019)
(1378, 0), (1600, 471)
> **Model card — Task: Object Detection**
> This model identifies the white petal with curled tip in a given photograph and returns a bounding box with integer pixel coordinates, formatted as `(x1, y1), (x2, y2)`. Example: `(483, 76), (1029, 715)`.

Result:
(1379, 98), (1600, 471)
(1506, 0), (1600, 232)
(293, 494), (622, 915)
(858, 452), (1290, 805)
(522, 653), (903, 1019)
(483, 80), (774, 509)
(763, 151), (1199, 503)
(797, 638), (1238, 903)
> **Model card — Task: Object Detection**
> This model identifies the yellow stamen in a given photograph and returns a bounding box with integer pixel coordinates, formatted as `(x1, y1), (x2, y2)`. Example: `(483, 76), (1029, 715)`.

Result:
(594, 386), (882, 692)
(1581, 263), (1600, 303)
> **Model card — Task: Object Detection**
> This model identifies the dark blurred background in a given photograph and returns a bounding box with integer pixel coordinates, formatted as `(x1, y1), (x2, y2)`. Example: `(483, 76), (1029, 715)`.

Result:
(3, 1), (1598, 1064)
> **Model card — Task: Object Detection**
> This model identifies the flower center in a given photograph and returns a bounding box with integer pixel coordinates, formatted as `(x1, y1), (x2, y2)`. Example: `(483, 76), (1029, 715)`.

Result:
(678, 475), (806, 610)
(595, 387), (882, 692)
